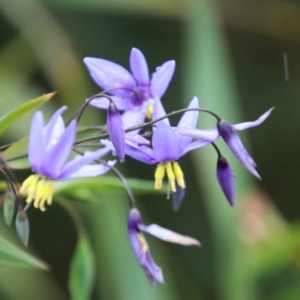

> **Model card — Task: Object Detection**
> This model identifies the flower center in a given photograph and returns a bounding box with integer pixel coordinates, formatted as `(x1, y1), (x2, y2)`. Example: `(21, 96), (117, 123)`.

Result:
(154, 161), (185, 192)
(19, 175), (54, 212)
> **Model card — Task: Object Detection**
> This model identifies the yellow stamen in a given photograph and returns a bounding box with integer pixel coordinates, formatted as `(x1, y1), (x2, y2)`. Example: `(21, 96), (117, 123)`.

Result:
(19, 175), (54, 212)
(145, 102), (154, 120)
(20, 175), (38, 204)
(173, 162), (185, 188)
(137, 232), (148, 253)
(154, 163), (165, 190)
(166, 162), (176, 192)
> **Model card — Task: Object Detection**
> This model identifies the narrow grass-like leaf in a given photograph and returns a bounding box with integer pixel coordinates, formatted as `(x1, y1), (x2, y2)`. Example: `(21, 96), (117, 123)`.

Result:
(0, 92), (55, 136)
(0, 235), (47, 269)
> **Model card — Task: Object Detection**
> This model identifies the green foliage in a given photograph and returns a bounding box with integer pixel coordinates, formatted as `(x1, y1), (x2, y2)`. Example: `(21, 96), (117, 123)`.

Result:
(69, 236), (95, 300)
(0, 93), (55, 137)
(0, 235), (47, 269)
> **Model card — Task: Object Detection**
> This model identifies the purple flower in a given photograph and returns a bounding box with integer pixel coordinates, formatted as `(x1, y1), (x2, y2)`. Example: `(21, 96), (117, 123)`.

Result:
(107, 101), (125, 162)
(217, 108), (274, 179)
(20, 107), (116, 211)
(128, 208), (200, 289)
(216, 156), (235, 206)
(84, 48), (175, 121)
(125, 97), (217, 192)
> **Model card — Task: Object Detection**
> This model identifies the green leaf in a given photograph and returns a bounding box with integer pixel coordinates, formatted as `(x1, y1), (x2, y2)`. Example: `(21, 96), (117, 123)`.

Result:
(2, 136), (29, 169)
(54, 176), (167, 203)
(69, 236), (95, 300)
(0, 235), (48, 269)
(0, 92), (55, 136)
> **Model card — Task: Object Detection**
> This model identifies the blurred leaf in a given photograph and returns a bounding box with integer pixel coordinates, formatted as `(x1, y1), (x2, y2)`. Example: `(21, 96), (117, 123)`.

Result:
(0, 92), (55, 136)
(54, 176), (167, 203)
(0, 235), (47, 269)
(2, 136), (29, 169)
(69, 236), (95, 300)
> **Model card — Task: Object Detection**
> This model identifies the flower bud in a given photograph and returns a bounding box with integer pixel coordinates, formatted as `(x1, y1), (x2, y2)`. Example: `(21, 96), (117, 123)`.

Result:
(217, 156), (235, 206)
(15, 210), (30, 247)
(3, 192), (15, 226)
(107, 101), (125, 162)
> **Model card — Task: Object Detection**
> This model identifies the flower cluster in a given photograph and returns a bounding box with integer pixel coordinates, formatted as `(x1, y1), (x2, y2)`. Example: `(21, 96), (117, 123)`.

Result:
(14, 48), (273, 288)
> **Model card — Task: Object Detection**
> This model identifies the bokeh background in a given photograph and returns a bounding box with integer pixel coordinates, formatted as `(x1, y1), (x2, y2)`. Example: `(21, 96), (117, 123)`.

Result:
(0, 0), (300, 299)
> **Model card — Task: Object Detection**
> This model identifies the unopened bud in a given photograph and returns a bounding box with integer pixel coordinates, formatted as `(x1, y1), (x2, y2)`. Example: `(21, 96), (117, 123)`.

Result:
(217, 156), (235, 206)
(15, 210), (30, 247)
(107, 101), (125, 162)
(3, 192), (15, 226)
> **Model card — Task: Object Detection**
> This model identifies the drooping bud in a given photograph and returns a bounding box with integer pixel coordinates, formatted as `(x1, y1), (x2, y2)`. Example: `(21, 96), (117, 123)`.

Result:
(15, 210), (30, 247)
(107, 101), (125, 162)
(3, 192), (16, 226)
(216, 156), (235, 206)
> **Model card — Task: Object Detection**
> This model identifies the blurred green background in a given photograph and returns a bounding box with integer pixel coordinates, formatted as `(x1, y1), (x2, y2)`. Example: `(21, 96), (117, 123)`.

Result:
(0, 0), (300, 299)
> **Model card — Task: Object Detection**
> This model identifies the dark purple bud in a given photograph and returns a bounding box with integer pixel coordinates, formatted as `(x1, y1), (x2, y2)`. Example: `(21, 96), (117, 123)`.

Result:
(217, 121), (260, 179)
(107, 101), (125, 162)
(127, 208), (164, 289)
(217, 156), (235, 206)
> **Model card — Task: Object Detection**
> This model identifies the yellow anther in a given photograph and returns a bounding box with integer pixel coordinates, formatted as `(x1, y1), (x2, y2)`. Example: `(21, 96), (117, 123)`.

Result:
(19, 175), (38, 205)
(154, 163), (165, 190)
(166, 162), (176, 192)
(137, 232), (148, 253)
(145, 102), (154, 120)
(173, 162), (185, 189)
(34, 180), (54, 212)
(20, 175), (54, 212)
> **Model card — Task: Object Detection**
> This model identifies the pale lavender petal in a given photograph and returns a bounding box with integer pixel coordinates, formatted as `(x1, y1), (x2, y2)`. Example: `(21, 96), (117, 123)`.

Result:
(217, 157), (235, 206)
(151, 60), (175, 98)
(83, 57), (136, 97)
(68, 160), (116, 179)
(152, 122), (180, 161)
(45, 116), (65, 152)
(88, 95), (131, 111)
(180, 137), (216, 157)
(28, 111), (45, 171)
(122, 109), (145, 130)
(43, 106), (67, 145)
(177, 97), (199, 149)
(58, 147), (111, 180)
(125, 133), (150, 145)
(130, 48), (150, 86)
(173, 128), (219, 140)
(217, 121), (260, 179)
(125, 143), (156, 164)
(107, 102), (125, 162)
(152, 97), (170, 126)
(140, 224), (200, 246)
(230, 108), (274, 131)
(41, 121), (76, 179)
